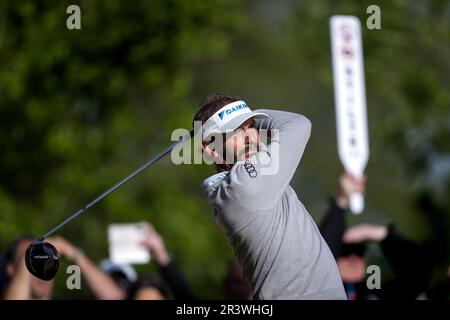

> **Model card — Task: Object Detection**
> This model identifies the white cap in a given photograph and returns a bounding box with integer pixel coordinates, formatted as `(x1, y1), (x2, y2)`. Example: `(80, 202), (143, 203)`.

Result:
(201, 101), (268, 141)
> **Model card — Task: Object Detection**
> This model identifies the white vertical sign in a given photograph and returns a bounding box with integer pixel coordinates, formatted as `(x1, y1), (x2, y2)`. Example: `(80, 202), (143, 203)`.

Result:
(330, 16), (369, 214)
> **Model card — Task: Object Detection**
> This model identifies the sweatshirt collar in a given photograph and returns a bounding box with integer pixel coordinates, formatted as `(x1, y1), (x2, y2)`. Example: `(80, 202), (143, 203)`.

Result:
(201, 171), (229, 190)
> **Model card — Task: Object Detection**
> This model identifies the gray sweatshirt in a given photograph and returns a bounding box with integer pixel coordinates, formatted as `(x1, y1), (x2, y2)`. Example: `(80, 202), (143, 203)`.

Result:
(201, 109), (346, 300)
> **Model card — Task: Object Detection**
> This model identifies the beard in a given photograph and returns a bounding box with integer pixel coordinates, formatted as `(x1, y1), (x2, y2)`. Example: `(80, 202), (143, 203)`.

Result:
(237, 141), (259, 161)
(218, 141), (260, 170)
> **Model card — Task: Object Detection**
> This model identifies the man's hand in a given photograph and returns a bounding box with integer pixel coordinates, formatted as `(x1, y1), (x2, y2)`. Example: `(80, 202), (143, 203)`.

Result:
(3, 241), (33, 300)
(343, 224), (388, 243)
(336, 172), (366, 209)
(139, 222), (171, 266)
(47, 236), (78, 262)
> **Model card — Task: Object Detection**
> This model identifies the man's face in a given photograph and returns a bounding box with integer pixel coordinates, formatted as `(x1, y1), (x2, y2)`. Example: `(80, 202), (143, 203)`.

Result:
(337, 255), (366, 283)
(30, 272), (54, 300)
(133, 287), (165, 300)
(222, 119), (260, 164)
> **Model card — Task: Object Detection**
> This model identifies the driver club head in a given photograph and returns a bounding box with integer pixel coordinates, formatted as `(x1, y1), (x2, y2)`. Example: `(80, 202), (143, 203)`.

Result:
(25, 240), (60, 281)
(21, 132), (193, 281)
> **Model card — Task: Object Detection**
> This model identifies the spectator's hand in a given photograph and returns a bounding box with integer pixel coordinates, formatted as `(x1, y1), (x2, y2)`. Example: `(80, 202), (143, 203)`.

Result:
(49, 237), (123, 300)
(13, 241), (33, 275)
(14, 241), (31, 266)
(336, 172), (366, 209)
(139, 222), (171, 266)
(47, 237), (78, 261)
(343, 224), (388, 243)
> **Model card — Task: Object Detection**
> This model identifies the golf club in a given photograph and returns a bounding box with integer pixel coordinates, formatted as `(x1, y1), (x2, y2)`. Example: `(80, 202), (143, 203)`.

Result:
(25, 130), (194, 281)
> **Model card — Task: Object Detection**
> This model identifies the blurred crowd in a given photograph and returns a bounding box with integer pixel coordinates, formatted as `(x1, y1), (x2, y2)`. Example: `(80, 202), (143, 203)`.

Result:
(1, 172), (449, 300)
(319, 173), (450, 300)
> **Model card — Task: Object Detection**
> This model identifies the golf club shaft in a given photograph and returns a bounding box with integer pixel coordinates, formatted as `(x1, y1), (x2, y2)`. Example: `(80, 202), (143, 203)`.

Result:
(41, 130), (194, 240)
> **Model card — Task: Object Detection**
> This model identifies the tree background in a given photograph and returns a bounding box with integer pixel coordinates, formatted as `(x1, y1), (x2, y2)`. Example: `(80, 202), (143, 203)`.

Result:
(0, 0), (449, 298)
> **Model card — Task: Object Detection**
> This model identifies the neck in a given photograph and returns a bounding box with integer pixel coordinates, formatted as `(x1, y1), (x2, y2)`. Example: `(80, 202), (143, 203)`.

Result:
(215, 163), (232, 172)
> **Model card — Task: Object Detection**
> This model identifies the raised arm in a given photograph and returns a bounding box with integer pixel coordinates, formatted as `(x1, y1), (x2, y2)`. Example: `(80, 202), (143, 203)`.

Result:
(3, 252), (32, 300)
(139, 222), (195, 300)
(228, 109), (311, 209)
(320, 172), (366, 258)
(49, 237), (125, 300)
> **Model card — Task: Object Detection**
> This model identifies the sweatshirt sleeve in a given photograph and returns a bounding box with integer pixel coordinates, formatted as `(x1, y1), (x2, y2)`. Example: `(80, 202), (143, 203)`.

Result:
(227, 109), (311, 210)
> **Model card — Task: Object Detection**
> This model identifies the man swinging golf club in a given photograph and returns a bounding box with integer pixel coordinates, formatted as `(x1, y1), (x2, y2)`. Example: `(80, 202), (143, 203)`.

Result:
(25, 94), (346, 300)
(194, 94), (346, 300)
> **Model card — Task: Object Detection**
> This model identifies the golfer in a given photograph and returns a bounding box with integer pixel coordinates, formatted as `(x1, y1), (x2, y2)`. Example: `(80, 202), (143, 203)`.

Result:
(194, 95), (346, 300)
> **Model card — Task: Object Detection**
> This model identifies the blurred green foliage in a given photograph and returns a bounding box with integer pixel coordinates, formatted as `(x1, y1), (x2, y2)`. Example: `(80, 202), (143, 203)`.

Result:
(0, 0), (247, 298)
(1, 0), (449, 298)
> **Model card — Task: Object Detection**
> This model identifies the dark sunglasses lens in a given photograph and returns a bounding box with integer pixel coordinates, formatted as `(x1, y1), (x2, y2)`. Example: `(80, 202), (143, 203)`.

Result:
(25, 241), (60, 281)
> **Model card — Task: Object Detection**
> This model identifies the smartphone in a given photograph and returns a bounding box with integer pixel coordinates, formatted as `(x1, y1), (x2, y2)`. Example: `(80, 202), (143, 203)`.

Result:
(107, 223), (151, 265)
